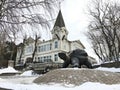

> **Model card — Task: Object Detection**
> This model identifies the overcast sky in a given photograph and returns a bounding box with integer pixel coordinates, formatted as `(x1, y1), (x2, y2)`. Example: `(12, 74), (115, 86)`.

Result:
(60, 0), (98, 60)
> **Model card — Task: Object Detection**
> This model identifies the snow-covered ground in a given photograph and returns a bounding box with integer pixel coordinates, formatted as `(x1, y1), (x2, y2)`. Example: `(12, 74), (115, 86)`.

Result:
(0, 67), (120, 90)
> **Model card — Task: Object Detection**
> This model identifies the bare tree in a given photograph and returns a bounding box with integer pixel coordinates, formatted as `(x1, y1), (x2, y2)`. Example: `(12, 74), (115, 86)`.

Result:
(87, 0), (120, 62)
(31, 34), (41, 62)
(0, 31), (7, 60)
(0, 0), (62, 62)
(0, 0), (61, 42)
(18, 34), (27, 63)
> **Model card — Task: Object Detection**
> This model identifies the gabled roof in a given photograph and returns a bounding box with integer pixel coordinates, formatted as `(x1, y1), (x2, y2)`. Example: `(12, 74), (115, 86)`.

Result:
(54, 10), (65, 27)
(70, 40), (85, 49)
(26, 37), (34, 43)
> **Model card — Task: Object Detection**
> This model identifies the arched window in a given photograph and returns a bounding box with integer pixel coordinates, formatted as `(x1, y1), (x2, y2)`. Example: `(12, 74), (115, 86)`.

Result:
(54, 41), (58, 49)
(54, 54), (58, 61)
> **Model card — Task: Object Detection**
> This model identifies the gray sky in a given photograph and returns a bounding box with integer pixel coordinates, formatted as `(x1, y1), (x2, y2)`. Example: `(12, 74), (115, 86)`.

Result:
(61, 0), (97, 60)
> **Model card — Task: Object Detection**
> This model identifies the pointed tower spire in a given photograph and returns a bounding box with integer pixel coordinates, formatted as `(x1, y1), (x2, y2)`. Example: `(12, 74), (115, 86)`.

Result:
(54, 10), (65, 27)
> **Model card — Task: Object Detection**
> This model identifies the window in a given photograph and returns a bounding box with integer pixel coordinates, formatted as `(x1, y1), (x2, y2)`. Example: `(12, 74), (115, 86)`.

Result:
(43, 45), (46, 51)
(38, 57), (43, 63)
(44, 56), (46, 62)
(38, 57), (40, 61)
(46, 44), (51, 51)
(54, 54), (58, 61)
(25, 46), (33, 53)
(41, 57), (44, 62)
(35, 57), (37, 62)
(38, 56), (52, 63)
(46, 44), (49, 51)
(54, 41), (58, 48)
(41, 46), (43, 52)
(29, 46), (33, 52)
(38, 46), (41, 52)
(50, 43), (52, 50)
(37, 44), (52, 52)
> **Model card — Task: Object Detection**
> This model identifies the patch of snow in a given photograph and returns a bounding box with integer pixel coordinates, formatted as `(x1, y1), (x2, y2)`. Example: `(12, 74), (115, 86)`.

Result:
(95, 67), (120, 73)
(20, 70), (37, 76)
(0, 66), (18, 74)
(0, 76), (37, 84)
(60, 68), (85, 70)
(77, 82), (120, 90)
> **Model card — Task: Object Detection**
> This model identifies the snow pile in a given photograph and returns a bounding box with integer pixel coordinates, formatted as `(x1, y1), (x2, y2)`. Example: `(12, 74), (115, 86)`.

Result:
(34, 68), (120, 85)
(21, 70), (34, 76)
(0, 66), (18, 74)
(20, 70), (39, 76)
(96, 67), (120, 73)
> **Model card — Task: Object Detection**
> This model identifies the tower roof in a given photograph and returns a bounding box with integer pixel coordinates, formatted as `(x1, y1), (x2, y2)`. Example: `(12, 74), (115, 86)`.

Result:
(54, 10), (65, 27)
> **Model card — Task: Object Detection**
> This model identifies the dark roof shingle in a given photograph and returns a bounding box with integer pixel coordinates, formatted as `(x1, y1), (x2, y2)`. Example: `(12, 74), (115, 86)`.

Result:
(54, 10), (65, 27)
